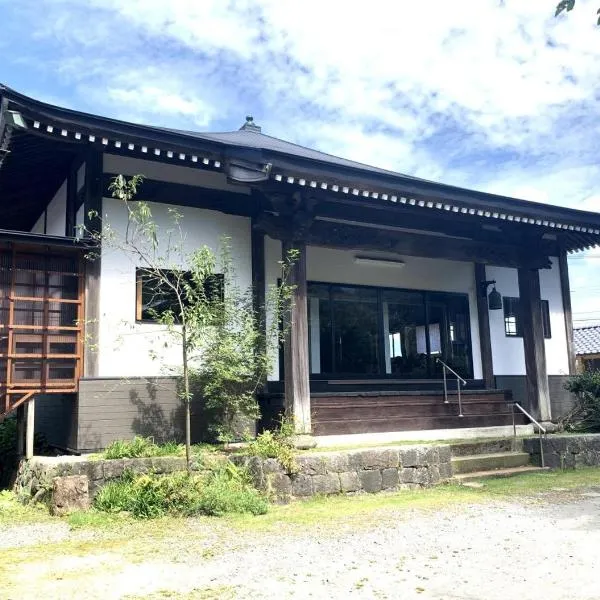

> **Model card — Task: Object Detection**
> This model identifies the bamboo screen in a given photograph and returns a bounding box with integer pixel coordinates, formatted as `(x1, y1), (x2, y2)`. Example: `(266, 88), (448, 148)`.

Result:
(0, 248), (84, 415)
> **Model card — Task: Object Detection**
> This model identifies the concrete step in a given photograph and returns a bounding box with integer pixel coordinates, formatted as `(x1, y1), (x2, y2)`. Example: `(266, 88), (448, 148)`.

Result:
(450, 438), (523, 457)
(454, 465), (549, 483)
(451, 451), (531, 474)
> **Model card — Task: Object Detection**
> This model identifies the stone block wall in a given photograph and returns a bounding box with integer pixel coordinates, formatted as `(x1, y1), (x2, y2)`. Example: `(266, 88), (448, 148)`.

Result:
(15, 443), (453, 506)
(524, 434), (600, 468)
(232, 444), (453, 502)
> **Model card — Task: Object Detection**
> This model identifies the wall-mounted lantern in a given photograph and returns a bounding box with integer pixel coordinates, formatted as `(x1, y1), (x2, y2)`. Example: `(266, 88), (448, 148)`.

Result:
(481, 279), (503, 311)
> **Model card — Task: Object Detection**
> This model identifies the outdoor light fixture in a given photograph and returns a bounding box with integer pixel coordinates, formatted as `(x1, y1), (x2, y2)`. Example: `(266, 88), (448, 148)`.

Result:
(481, 279), (503, 311)
(354, 256), (405, 268)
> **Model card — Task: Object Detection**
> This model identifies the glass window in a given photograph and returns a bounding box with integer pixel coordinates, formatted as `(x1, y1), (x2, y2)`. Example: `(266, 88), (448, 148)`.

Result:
(428, 293), (472, 379)
(383, 290), (427, 378)
(503, 297), (551, 339)
(307, 283), (473, 379)
(136, 268), (223, 323)
(331, 286), (379, 374)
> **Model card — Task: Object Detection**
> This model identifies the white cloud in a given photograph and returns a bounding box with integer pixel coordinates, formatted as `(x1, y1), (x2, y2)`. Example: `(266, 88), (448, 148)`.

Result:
(3, 0), (600, 316)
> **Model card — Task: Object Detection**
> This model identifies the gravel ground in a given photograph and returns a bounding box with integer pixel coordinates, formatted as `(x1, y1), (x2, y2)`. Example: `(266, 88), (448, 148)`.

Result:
(3, 490), (600, 599)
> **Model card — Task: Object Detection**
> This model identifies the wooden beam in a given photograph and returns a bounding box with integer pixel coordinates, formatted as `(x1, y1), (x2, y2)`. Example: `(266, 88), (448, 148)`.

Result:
(101, 174), (258, 217)
(474, 264), (494, 388)
(256, 214), (551, 269)
(282, 240), (311, 434)
(518, 267), (551, 421)
(558, 251), (577, 375)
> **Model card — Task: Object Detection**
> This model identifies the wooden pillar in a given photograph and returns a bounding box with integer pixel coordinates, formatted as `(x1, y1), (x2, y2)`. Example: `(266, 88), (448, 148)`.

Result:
(282, 240), (311, 434)
(83, 149), (103, 377)
(517, 267), (551, 421)
(474, 263), (494, 388)
(26, 397), (35, 459)
(558, 251), (577, 375)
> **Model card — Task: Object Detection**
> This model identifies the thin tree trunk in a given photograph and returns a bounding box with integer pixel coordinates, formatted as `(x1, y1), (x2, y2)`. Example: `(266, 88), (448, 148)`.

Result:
(182, 327), (191, 472)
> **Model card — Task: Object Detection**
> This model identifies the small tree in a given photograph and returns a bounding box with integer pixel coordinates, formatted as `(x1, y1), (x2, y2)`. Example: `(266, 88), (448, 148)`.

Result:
(563, 370), (600, 432)
(84, 175), (296, 469)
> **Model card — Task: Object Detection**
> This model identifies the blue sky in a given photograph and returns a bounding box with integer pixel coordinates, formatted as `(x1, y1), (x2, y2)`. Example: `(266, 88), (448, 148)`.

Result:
(1, 0), (600, 324)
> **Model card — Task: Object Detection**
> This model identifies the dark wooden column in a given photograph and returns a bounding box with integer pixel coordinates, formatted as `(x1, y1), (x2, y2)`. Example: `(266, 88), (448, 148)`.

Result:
(517, 267), (551, 421)
(282, 240), (311, 434)
(83, 149), (103, 378)
(474, 263), (494, 388)
(558, 251), (577, 375)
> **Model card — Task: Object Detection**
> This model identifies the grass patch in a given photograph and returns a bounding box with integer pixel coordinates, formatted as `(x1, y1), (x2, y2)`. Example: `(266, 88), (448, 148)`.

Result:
(102, 437), (185, 459)
(0, 490), (50, 524)
(227, 467), (600, 531)
(94, 463), (268, 518)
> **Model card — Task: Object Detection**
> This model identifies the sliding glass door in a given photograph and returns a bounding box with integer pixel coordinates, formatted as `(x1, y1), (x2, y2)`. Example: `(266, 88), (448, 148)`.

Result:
(308, 282), (473, 379)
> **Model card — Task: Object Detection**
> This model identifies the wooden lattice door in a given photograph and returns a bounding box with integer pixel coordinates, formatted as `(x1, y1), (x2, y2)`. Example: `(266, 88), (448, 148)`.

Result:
(0, 247), (84, 416)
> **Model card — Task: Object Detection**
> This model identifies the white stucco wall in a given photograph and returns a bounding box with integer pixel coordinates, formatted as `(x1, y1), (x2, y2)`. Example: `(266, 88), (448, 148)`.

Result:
(265, 238), (484, 380)
(31, 179), (67, 235)
(96, 197), (252, 378)
(45, 180), (67, 236)
(486, 258), (568, 376)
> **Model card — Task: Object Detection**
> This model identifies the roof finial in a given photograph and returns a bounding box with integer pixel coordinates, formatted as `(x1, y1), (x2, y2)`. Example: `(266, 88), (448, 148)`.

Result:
(240, 115), (261, 133)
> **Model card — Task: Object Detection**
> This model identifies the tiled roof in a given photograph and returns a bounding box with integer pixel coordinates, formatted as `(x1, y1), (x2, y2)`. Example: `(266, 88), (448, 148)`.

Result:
(574, 326), (600, 356)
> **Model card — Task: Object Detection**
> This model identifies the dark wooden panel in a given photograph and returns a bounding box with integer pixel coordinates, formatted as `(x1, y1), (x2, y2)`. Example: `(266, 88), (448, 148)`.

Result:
(257, 214), (552, 269)
(282, 241), (311, 433)
(310, 389), (523, 435)
(559, 251), (576, 375)
(313, 414), (527, 435)
(517, 267), (551, 420)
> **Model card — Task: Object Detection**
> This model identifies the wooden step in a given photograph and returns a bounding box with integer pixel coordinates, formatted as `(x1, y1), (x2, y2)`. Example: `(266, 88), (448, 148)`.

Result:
(451, 452), (531, 475)
(313, 402), (516, 421)
(454, 465), (549, 483)
(312, 414), (526, 435)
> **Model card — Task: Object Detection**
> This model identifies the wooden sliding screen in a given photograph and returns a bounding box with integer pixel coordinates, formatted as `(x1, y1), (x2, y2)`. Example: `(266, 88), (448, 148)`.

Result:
(0, 247), (84, 416)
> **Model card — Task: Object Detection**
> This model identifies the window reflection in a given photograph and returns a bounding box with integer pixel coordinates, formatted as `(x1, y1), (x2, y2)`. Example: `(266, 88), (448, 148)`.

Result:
(307, 283), (472, 379)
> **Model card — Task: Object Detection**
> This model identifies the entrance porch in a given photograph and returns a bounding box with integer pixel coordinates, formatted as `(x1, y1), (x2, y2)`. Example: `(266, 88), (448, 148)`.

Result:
(255, 203), (573, 438)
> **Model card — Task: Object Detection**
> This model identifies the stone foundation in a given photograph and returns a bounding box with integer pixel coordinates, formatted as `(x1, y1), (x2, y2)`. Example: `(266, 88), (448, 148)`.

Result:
(524, 434), (600, 469)
(15, 443), (453, 506)
(231, 444), (453, 502)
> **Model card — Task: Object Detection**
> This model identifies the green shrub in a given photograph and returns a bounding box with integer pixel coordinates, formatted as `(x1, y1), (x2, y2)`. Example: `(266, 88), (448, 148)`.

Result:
(94, 463), (267, 518)
(103, 437), (184, 459)
(0, 417), (49, 490)
(564, 371), (600, 432)
(247, 419), (298, 474)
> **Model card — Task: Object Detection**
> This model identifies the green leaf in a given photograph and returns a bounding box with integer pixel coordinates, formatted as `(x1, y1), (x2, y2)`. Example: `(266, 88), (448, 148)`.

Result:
(555, 0), (575, 17)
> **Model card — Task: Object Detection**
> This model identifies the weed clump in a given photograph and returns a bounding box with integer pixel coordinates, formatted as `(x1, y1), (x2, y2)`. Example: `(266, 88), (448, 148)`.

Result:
(246, 419), (298, 474)
(103, 437), (184, 460)
(94, 462), (267, 518)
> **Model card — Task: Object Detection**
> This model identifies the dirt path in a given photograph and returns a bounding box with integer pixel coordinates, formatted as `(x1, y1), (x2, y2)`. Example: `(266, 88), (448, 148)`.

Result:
(2, 490), (600, 599)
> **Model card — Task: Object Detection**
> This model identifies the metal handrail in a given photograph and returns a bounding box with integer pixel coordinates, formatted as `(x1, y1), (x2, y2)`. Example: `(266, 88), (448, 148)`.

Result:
(436, 358), (467, 385)
(437, 358), (467, 417)
(511, 402), (546, 468)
